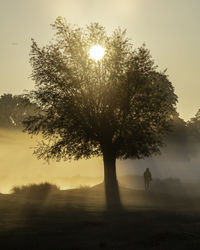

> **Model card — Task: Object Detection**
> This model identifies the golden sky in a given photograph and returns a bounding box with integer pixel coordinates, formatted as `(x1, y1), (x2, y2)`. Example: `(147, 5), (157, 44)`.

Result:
(0, 0), (200, 121)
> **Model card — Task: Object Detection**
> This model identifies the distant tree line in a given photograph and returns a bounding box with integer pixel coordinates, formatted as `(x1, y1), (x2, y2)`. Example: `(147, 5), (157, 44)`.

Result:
(1, 93), (200, 158)
(166, 112), (200, 158)
(0, 93), (36, 128)
(0, 94), (198, 134)
(0, 93), (199, 140)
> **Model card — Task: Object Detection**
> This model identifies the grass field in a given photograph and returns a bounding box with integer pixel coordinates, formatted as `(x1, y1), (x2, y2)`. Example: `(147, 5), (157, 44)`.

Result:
(1, 184), (200, 249)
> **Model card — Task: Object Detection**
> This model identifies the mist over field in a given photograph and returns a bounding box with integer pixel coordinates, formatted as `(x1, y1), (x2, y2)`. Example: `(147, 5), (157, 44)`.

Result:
(0, 128), (104, 193)
(1, 127), (200, 194)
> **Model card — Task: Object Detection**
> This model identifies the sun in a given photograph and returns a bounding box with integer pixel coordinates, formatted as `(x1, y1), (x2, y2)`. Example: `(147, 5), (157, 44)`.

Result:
(89, 45), (105, 61)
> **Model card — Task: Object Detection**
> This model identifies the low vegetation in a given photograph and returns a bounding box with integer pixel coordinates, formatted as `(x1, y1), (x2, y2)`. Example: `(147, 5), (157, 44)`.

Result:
(11, 182), (60, 199)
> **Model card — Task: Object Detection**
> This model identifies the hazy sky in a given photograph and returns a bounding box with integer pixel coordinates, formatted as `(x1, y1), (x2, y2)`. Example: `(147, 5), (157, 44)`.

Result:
(0, 0), (200, 121)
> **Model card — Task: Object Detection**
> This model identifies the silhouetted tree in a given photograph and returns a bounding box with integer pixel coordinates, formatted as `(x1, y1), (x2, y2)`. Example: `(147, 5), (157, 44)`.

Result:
(163, 113), (190, 160)
(186, 109), (200, 156)
(24, 17), (177, 209)
(187, 109), (200, 140)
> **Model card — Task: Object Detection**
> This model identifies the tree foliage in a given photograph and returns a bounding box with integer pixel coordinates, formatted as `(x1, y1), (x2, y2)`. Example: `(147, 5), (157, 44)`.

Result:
(187, 109), (200, 140)
(24, 17), (177, 162)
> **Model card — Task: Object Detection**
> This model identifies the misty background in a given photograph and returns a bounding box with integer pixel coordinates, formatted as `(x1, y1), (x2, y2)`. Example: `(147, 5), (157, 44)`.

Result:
(1, 94), (200, 194)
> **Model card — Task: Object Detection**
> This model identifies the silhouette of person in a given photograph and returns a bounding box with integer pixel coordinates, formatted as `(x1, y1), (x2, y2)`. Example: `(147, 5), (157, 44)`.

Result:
(144, 168), (152, 191)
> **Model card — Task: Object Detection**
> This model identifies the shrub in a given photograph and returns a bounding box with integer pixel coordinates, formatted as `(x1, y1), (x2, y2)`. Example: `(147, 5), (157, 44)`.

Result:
(11, 182), (60, 199)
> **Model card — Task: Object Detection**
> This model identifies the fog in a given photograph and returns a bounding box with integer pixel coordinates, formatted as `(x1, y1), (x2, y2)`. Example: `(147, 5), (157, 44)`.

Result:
(0, 129), (104, 193)
(119, 153), (200, 182)
(1, 128), (200, 194)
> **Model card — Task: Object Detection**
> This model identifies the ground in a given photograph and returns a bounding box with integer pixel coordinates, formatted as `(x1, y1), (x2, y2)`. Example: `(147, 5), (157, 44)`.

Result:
(1, 185), (200, 249)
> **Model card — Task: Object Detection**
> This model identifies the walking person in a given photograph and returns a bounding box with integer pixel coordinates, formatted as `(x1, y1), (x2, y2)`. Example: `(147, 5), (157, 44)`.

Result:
(144, 168), (152, 191)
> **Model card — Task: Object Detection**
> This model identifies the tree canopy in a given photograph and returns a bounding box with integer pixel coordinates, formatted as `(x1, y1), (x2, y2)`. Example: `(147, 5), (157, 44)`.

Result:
(24, 17), (177, 162)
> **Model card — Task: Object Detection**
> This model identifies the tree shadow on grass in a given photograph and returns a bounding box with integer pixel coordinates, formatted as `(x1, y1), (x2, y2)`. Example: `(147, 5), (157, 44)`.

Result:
(2, 187), (200, 249)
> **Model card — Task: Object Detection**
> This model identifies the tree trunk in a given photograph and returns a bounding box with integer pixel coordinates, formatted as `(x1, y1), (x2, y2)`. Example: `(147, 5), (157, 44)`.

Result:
(103, 151), (122, 210)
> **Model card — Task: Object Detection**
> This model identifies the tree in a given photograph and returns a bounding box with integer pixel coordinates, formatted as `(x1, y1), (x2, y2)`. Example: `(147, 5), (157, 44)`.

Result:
(186, 109), (200, 156)
(187, 109), (200, 140)
(24, 17), (177, 209)
(164, 113), (190, 159)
